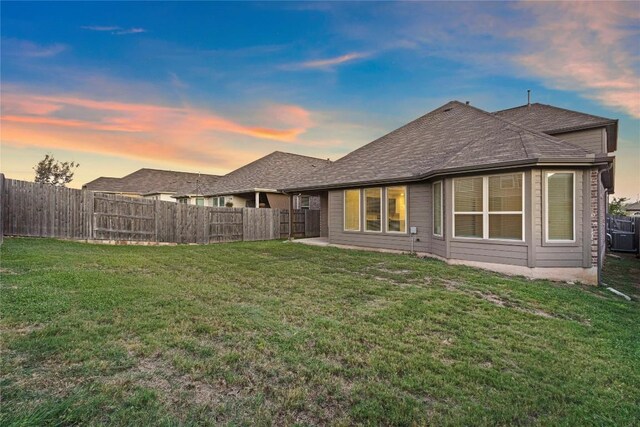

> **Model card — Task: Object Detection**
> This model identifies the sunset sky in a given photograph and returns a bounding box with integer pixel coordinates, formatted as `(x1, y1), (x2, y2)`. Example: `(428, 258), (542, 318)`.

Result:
(1, 2), (639, 199)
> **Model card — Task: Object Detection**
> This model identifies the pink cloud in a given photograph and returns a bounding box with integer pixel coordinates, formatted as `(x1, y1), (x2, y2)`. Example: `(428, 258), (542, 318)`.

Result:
(512, 1), (640, 118)
(0, 90), (316, 169)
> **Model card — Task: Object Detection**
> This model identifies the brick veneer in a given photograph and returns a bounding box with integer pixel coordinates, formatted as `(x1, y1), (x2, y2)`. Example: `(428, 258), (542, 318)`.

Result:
(590, 169), (599, 267)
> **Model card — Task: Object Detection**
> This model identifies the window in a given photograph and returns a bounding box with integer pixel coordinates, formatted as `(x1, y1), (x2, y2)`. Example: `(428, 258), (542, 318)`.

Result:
(454, 177), (483, 238)
(178, 198), (187, 204)
(546, 172), (575, 242)
(386, 186), (407, 233)
(433, 181), (442, 236)
(196, 197), (204, 206)
(300, 196), (310, 210)
(364, 188), (382, 232)
(212, 196), (226, 207)
(453, 173), (523, 240)
(488, 174), (523, 240)
(344, 189), (360, 231)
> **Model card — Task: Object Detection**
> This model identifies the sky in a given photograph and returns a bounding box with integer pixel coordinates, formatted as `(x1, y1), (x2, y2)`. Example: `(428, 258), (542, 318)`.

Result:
(1, 1), (639, 199)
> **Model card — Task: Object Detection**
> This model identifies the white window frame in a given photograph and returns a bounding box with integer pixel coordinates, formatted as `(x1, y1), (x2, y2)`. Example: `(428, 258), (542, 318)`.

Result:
(212, 196), (226, 207)
(343, 189), (361, 232)
(544, 171), (576, 243)
(385, 186), (408, 234)
(300, 195), (311, 210)
(452, 173), (525, 242)
(433, 181), (443, 237)
(364, 187), (383, 233)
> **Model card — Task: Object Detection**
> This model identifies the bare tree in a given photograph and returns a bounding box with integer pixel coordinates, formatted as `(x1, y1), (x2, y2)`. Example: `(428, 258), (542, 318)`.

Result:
(34, 154), (79, 187)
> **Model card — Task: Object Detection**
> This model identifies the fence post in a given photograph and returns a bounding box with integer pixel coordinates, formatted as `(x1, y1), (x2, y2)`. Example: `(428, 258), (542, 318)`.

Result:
(288, 194), (293, 240)
(241, 207), (246, 241)
(154, 199), (159, 243)
(87, 190), (95, 240)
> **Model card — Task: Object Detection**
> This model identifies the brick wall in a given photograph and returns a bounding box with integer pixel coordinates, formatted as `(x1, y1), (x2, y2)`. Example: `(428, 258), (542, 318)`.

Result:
(590, 169), (599, 267)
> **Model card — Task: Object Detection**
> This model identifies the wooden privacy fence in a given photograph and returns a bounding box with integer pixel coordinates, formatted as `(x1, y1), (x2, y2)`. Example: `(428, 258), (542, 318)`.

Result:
(0, 176), (320, 244)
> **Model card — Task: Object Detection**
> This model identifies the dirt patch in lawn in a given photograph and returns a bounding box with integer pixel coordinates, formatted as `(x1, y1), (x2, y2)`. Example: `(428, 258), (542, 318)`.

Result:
(471, 291), (563, 320)
(104, 351), (245, 411)
(0, 323), (46, 335)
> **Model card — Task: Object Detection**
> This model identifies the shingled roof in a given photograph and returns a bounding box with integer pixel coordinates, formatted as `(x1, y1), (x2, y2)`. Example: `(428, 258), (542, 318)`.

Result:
(83, 169), (220, 195)
(494, 103), (617, 152)
(196, 151), (331, 197)
(494, 103), (616, 133)
(282, 101), (608, 192)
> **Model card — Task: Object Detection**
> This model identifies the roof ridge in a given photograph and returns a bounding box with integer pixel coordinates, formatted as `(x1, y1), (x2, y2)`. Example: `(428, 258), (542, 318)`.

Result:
(129, 167), (219, 176)
(271, 150), (332, 162)
(492, 103), (538, 114)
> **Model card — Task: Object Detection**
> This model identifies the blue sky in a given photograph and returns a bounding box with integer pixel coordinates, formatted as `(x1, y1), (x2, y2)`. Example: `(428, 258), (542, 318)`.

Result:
(1, 1), (639, 199)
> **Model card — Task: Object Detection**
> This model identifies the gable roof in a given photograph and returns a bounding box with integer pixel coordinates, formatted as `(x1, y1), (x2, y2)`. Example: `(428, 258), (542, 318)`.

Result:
(282, 101), (607, 192)
(494, 103), (617, 151)
(83, 169), (221, 195)
(196, 151), (331, 197)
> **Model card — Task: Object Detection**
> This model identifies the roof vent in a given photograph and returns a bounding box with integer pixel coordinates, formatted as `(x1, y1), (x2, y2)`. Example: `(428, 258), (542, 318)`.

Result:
(465, 101), (470, 105)
(443, 107), (453, 112)
(527, 89), (531, 106)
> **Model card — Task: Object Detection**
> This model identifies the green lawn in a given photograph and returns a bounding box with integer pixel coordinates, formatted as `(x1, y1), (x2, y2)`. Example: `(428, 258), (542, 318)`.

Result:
(1, 238), (638, 426)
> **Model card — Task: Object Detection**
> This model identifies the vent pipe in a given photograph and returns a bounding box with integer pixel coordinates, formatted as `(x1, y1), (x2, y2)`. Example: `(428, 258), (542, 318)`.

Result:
(527, 89), (531, 106)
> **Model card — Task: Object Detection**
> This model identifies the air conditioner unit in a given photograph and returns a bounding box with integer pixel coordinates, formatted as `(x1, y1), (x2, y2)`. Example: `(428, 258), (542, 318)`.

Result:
(610, 232), (636, 252)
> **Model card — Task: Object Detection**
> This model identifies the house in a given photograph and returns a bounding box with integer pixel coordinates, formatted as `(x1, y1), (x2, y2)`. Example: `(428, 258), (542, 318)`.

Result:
(83, 168), (220, 202)
(281, 101), (617, 285)
(174, 151), (330, 208)
(624, 201), (640, 216)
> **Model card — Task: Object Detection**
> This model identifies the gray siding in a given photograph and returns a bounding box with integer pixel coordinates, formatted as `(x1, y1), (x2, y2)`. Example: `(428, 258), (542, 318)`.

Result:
(320, 192), (328, 238)
(533, 169), (590, 268)
(449, 241), (528, 266)
(327, 168), (596, 271)
(555, 128), (605, 154)
(328, 183), (432, 253)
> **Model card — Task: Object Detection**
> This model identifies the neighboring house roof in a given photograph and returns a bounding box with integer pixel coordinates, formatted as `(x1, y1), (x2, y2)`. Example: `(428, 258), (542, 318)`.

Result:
(625, 201), (640, 211)
(193, 151), (331, 197)
(83, 169), (220, 195)
(82, 177), (126, 192)
(494, 103), (617, 151)
(282, 101), (608, 192)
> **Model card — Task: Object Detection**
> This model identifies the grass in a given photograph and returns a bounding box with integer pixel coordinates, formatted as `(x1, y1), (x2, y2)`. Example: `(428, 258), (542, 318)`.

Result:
(1, 237), (638, 426)
(602, 251), (640, 300)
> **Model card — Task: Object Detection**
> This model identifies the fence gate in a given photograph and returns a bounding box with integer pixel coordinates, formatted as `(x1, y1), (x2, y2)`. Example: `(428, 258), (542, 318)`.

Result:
(93, 194), (155, 241)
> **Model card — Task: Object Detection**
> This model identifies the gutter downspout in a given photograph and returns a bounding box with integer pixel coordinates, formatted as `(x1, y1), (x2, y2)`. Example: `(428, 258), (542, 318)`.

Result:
(597, 164), (613, 286)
